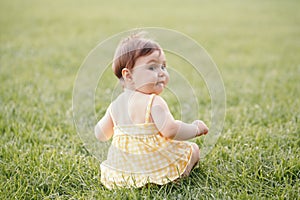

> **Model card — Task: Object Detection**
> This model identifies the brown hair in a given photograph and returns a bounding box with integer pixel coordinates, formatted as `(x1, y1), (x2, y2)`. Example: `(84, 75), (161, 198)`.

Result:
(112, 32), (162, 79)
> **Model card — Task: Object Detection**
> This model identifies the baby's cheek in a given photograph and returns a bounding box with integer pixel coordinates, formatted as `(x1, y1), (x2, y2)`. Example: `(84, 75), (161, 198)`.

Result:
(165, 76), (170, 84)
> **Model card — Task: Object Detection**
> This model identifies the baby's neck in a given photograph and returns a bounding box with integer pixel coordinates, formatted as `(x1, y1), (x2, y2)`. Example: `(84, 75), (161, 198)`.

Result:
(123, 88), (135, 93)
(124, 88), (156, 96)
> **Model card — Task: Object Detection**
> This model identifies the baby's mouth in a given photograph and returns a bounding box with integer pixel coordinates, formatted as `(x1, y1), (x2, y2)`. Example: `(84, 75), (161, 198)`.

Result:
(156, 81), (165, 87)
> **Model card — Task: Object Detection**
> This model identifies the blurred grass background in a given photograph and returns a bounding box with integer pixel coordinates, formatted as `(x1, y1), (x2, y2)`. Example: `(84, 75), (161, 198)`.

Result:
(0, 0), (299, 199)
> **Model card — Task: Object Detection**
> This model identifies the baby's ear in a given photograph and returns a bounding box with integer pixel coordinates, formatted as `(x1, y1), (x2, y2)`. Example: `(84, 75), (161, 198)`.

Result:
(121, 68), (132, 81)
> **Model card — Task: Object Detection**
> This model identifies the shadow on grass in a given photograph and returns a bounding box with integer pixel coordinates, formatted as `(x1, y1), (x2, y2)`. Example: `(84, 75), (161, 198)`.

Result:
(96, 165), (213, 200)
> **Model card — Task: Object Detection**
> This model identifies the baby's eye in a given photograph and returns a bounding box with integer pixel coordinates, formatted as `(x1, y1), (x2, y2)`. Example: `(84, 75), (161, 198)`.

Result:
(161, 65), (166, 70)
(148, 66), (155, 70)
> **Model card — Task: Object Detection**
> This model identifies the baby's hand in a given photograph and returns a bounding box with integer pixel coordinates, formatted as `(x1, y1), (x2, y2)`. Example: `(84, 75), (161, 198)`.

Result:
(192, 120), (209, 136)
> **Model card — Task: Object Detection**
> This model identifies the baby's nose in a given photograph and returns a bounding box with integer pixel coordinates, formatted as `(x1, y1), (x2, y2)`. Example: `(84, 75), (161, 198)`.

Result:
(158, 71), (165, 77)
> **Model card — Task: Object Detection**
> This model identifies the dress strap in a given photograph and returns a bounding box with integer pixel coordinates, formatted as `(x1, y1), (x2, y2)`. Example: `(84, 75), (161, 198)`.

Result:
(145, 94), (155, 123)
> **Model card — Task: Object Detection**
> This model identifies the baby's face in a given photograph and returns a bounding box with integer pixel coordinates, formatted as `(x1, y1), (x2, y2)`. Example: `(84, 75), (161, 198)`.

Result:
(131, 50), (169, 95)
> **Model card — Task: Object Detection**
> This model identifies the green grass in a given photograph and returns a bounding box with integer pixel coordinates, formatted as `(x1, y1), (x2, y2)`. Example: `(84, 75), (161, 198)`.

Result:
(1, 0), (299, 199)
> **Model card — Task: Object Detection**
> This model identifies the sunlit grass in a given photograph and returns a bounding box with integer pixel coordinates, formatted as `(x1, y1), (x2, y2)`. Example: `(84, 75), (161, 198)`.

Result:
(1, 0), (299, 199)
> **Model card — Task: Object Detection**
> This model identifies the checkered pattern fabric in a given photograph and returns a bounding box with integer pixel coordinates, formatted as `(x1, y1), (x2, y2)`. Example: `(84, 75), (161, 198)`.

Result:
(100, 94), (193, 189)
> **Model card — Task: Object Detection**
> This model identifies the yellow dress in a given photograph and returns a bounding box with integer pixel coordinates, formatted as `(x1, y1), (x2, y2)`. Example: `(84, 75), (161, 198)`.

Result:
(100, 94), (193, 189)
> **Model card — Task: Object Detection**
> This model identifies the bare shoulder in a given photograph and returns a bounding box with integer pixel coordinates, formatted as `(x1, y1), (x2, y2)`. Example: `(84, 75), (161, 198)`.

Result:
(109, 93), (125, 113)
(111, 92), (127, 107)
(152, 95), (169, 109)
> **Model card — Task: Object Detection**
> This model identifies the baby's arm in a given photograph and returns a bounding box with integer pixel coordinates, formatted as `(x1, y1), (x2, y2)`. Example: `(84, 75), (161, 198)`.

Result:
(151, 96), (208, 141)
(94, 106), (114, 141)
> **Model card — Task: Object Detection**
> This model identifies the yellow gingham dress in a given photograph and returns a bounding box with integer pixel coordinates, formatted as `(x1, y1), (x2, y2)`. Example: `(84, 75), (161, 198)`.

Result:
(100, 94), (193, 189)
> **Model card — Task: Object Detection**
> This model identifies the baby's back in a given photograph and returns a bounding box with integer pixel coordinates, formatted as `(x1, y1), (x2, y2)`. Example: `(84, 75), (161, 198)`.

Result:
(111, 90), (154, 126)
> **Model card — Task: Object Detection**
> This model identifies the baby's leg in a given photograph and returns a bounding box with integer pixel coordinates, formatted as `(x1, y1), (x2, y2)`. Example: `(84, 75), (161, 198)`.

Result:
(182, 142), (200, 177)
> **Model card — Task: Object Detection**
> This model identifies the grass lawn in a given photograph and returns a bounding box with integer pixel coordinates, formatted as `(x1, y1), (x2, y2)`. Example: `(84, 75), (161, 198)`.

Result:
(1, 0), (299, 199)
